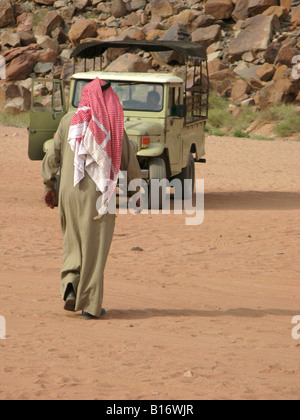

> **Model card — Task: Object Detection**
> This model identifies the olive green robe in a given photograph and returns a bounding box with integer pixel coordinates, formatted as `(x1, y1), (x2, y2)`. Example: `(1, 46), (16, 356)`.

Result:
(41, 111), (142, 317)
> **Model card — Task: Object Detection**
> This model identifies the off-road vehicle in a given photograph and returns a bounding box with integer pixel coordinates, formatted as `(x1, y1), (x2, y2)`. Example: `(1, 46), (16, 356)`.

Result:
(28, 40), (209, 205)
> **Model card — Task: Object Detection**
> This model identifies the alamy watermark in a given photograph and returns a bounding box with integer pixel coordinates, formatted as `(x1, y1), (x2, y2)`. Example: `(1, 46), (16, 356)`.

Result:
(292, 55), (300, 80)
(291, 316), (300, 341)
(0, 315), (6, 340)
(96, 171), (204, 226)
(0, 56), (6, 80)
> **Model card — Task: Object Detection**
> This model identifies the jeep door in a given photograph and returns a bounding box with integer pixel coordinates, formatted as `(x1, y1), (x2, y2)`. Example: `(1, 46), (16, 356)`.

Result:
(28, 79), (67, 160)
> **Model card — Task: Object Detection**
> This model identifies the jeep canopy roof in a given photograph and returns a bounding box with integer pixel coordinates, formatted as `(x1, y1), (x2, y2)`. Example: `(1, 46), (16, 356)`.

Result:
(71, 40), (207, 62)
(71, 71), (184, 84)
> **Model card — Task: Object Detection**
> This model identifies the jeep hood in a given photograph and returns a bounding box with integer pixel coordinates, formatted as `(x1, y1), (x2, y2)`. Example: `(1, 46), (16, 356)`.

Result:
(124, 120), (164, 137)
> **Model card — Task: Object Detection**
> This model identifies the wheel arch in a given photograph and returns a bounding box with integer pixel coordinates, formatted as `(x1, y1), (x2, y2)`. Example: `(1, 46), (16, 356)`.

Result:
(190, 143), (196, 154)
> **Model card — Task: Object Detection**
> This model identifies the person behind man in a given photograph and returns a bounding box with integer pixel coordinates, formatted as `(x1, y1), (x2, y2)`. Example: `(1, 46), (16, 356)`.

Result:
(146, 90), (161, 111)
(42, 78), (142, 320)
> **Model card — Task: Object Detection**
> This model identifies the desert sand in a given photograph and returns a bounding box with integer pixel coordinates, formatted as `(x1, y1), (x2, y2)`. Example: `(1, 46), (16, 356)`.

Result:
(0, 125), (299, 400)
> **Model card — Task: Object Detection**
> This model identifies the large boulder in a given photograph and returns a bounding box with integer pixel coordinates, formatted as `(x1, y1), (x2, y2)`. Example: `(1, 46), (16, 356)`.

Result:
(111, 0), (127, 18)
(60, 6), (75, 22)
(233, 61), (261, 80)
(231, 78), (251, 103)
(207, 58), (227, 75)
(34, 62), (53, 74)
(35, 11), (64, 37)
(2, 45), (38, 80)
(74, 0), (89, 11)
(268, 77), (299, 104)
(105, 53), (152, 72)
(68, 19), (98, 46)
(291, 5), (300, 27)
(167, 10), (200, 28)
(280, 0), (291, 11)
(116, 27), (145, 41)
(19, 31), (36, 47)
(232, 0), (249, 22)
(248, 0), (279, 16)
(255, 62), (275, 81)
(228, 14), (279, 61)
(131, 0), (147, 11)
(253, 81), (274, 108)
(262, 6), (289, 21)
(1, 32), (21, 48)
(5, 52), (36, 81)
(191, 25), (222, 50)
(121, 12), (140, 27)
(209, 68), (238, 96)
(157, 23), (191, 65)
(0, 82), (30, 111)
(51, 27), (68, 44)
(275, 40), (300, 66)
(273, 64), (288, 81)
(150, 0), (173, 20)
(205, 0), (234, 20)
(4, 97), (29, 113)
(35, 35), (60, 53)
(0, 0), (15, 28)
(264, 41), (281, 63)
(192, 14), (216, 29)
(16, 12), (34, 32)
(33, 48), (58, 63)
(97, 27), (118, 39)
(254, 76), (300, 107)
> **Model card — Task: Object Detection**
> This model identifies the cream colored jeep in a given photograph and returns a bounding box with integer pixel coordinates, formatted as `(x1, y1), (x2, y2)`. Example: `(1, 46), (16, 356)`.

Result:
(28, 40), (209, 204)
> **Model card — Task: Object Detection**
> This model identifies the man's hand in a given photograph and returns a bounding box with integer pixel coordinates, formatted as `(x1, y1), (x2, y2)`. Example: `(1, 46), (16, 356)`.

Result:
(44, 190), (56, 209)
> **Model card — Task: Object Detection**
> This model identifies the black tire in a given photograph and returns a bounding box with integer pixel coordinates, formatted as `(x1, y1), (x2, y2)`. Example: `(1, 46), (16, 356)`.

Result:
(148, 157), (167, 210)
(178, 153), (195, 200)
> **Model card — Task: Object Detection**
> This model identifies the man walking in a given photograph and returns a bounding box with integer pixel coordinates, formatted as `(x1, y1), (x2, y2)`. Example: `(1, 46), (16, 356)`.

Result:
(42, 78), (142, 320)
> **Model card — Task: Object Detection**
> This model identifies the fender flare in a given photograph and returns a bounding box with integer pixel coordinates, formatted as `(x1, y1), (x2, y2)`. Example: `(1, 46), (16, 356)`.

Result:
(136, 142), (164, 157)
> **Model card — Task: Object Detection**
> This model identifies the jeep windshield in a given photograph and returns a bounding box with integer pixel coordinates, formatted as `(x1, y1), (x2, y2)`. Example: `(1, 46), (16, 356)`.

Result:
(73, 80), (164, 112)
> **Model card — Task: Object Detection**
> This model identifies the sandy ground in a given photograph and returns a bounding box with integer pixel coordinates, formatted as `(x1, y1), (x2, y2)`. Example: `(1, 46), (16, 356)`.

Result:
(0, 125), (299, 401)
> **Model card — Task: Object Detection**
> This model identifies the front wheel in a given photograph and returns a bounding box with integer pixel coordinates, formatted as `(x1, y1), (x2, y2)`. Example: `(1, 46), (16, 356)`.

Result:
(148, 157), (167, 210)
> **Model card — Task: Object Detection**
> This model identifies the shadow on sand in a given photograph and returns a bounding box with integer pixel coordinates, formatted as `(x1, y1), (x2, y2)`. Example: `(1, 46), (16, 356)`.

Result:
(104, 307), (300, 321)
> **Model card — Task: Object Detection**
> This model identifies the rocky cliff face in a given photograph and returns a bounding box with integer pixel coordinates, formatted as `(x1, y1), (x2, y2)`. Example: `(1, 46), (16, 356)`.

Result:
(0, 0), (299, 113)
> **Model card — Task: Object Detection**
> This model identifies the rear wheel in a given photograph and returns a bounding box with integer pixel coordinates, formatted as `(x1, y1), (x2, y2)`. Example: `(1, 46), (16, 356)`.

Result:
(178, 153), (195, 200)
(148, 158), (167, 209)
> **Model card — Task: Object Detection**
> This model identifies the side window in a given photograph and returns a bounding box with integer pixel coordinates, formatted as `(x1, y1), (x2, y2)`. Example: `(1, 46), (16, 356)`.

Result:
(73, 80), (89, 108)
(32, 80), (65, 112)
(32, 81), (53, 111)
(53, 82), (63, 112)
(169, 87), (180, 116)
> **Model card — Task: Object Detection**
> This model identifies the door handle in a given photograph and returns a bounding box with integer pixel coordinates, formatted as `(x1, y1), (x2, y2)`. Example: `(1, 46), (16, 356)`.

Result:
(53, 111), (63, 120)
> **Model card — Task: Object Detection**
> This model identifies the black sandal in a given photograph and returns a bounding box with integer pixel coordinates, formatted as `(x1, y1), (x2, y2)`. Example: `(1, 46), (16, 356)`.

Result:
(63, 287), (76, 312)
(81, 308), (106, 320)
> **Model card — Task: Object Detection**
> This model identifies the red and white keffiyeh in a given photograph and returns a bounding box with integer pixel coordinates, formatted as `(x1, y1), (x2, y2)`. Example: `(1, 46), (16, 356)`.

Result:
(67, 78), (124, 218)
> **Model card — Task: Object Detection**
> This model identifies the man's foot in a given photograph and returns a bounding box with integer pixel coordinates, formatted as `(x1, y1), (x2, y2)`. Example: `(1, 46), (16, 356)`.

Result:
(81, 308), (106, 320)
(63, 288), (76, 312)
